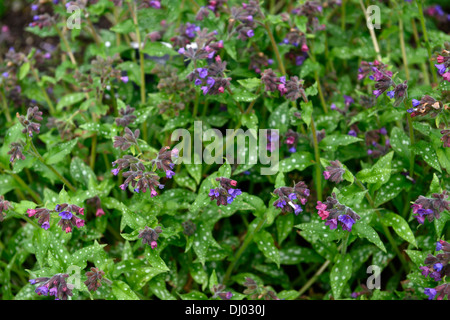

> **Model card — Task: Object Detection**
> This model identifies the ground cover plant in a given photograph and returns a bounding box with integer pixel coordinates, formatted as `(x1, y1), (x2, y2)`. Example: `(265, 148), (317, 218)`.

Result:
(0, 0), (449, 301)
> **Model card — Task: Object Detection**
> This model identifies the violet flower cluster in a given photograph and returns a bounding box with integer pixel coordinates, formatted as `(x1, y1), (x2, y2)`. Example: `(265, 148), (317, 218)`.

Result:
(29, 273), (73, 300)
(422, 240), (450, 300)
(209, 177), (242, 206)
(323, 160), (346, 184)
(408, 95), (445, 118)
(316, 193), (361, 232)
(138, 226), (162, 249)
(434, 48), (450, 82)
(261, 69), (307, 102)
(228, 1), (262, 41)
(411, 191), (450, 225)
(28, 203), (85, 233)
(273, 181), (310, 216)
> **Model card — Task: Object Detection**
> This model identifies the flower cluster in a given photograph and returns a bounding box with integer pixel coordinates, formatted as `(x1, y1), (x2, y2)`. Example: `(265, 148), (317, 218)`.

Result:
(441, 130), (450, 148)
(420, 240), (450, 283)
(229, 1), (261, 41)
(138, 226), (162, 249)
(150, 146), (178, 179)
(27, 203), (85, 233)
(209, 177), (242, 206)
(115, 105), (136, 127)
(273, 181), (310, 215)
(435, 48), (450, 82)
(261, 69), (307, 101)
(7, 141), (26, 165)
(211, 284), (233, 300)
(249, 52), (273, 74)
(411, 191), (450, 224)
(292, 1), (326, 33)
(84, 267), (111, 292)
(113, 127), (140, 151)
(281, 28), (309, 51)
(408, 95), (446, 118)
(316, 193), (361, 231)
(29, 273), (73, 300)
(243, 277), (280, 300)
(0, 196), (11, 222)
(17, 106), (43, 137)
(323, 160), (346, 184)
(284, 129), (300, 153)
(188, 59), (231, 96)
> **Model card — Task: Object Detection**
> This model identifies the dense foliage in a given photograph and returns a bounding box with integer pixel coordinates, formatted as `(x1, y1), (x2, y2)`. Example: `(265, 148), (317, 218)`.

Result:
(0, 0), (449, 300)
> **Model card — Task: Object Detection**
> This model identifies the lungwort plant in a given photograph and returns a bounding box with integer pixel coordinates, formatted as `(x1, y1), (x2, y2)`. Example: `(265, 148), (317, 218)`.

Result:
(0, 0), (449, 301)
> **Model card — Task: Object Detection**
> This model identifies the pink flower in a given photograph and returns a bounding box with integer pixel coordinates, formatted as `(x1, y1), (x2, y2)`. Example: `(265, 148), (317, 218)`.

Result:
(78, 208), (84, 215)
(215, 55), (221, 62)
(95, 208), (105, 217)
(318, 210), (330, 220)
(27, 209), (37, 217)
(443, 72), (450, 82)
(151, 189), (158, 197)
(323, 171), (331, 180)
(316, 201), (327, 211)
(218, 86), (225, 93)
(150, 241), (158, 249)
(301, 43), (309, 52)
(411, 203), (422, 214)
(65, 226), (72, 233)
(75, 217), (85, 228)
(437, 55), (445, 64)
(230, 180), (237, 186)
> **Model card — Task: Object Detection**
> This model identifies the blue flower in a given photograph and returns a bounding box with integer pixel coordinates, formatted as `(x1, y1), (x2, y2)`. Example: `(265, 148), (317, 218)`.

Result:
(288, 193), (296, 200)
(436, 241), (443, 251)
(194, 79), (202, 86)
(387, 90), (395, 99)
(348, 130), (357, 137)
(197, 68), (208, 79)
(435, 64), (447, 75)
(111, 168), (120, 176)
(247, 29), (254, 38)
(293, 204), (302, 215)
(59, 211), (73, 220)
(276, 199), (287, 208)
(434, 263), (443, 272)
(424, 288), (436, 300)
(338, 214), (355, 232)
(35, 286), (49, 296)
(412, 99), (420, 107)
(166, 169), (175, 179)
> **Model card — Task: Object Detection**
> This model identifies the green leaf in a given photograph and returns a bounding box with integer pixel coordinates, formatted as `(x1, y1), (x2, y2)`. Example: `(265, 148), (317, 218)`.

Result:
(374, 174), (411, 207)
(209, 269), (219, 295)
(319, 134), (363, 151)
(381, 213), (417, 247)
(43, 139), (78, 165)
(19, 62), (30, 80)
(295, 222), (343, 242)
(253, 230), (280, 268)
(279, 151), (314, 173)
(390, 127), (411, 159)
(237, 78), (261, 91)
(300, 101), (312, 128)
(110, 18), (134, 33)
(268, 101), (290, 134)
(111, 280), (140, 300)
(56, 93), (86, 110)
(353, 222), (387, 252)
(179, 291), (208, 300)
(276, 213), (294, 245)
(70, 157), (96, 187)
(411, 141), (441, 173)
(405, 250), (427, 267)
(330, 254), (352, 299)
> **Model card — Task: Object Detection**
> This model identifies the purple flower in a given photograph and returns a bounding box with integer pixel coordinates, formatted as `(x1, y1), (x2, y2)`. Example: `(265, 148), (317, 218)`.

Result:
(348, 130), (357, 137)
(111, 168), (120, 176)
(436, 241), (443, 251)
(430, 271), (442, 282)
(2, 72), (9, 78)
(435, 64), (447, 75)
(121, 76), (129, 83)
(330, 103), (337, 110)
(420, 266), (431, 277)
(49, 287), (58, 296)
(29, 279), (37, 285)
(119, 183), (127, 191)
(412, 99), (420, 107)
(59, 211), (73, 220)
(178, 48), (185, 54)
(268, 59), (274, 65)
(31, 4), (39, 11)
(134, 188), (140, 193)
(288, 147), (296, 153)
(288, 193), (297, 200)
(325, 218), (338, 230)
(41, 221), (50, 230)
(323, 171), (331, 180)
(424, 288), (436, 300)
(344, 95), (354, 106)
(373, 90), (382, 98)
(247, 29), (254, 38)
(434, 263), (443, 272)
(293, 204), (302, 215)
(379, 127), (387, 135)
(197, 68), (208, 79)
(166, 169), (175, 179)
(407, 108), (414, 113)
(194, 79), (202, 86)
(387, 90), (395, 99)
(35, 286), (49, 296)
(206, 77), (215, 88)
(338, 214), (355, 232)
(276, 199), (287, 208)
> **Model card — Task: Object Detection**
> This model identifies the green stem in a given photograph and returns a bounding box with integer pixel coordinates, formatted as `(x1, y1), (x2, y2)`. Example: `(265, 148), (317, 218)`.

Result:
(90, 134), (97, 170)
(0, 87), (12, 122)
(341, 232), (350, 255)
(129, 2), (146, 105)
(341, 0), (346, 31)
(416, 0), (438, 85)
(297, 260), (331, 298)
(308, 50), (328, 114)
(410, 18), (430, 86)
(31, 66), (56, 114)
(398, 18), (410, 81)
(223, 216), (267, 285)
(53, 25), (77, 67)
(310, 117), (322, 202)
(29, 140), (77, 192)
